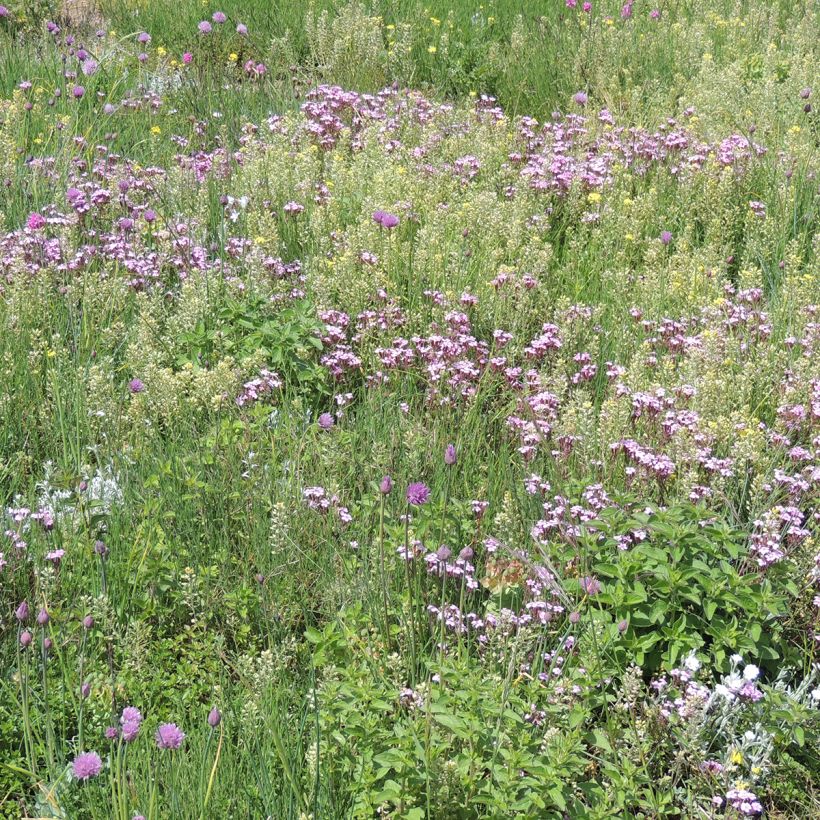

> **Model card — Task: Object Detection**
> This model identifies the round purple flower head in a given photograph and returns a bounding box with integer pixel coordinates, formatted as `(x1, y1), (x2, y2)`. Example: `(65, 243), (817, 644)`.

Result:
(208, 707), (221, 727)
(317, 412), (335, 430)
(156, 722), (185, 749)
(129, 378), (145, 394)
(212, 11), (227, 23)
(120, 706), (143, 725)
(660, 230), (673, 245)
(121, 720), (140, 742)
(137, 32), (151, 44)
(379, 475), (393, 495)
(573, 91), (588, 106)
(444, 444), (457, 466)
(198, 20), (212, 34)
(0, 6), (9, 19)
(406, 482), (430, 506)
(15, 600), (29, 622)
(373, 210), (399, 229)
(236, 23), (248, 36)
(27, 212), (46, 230)
(105, 726), (119, 740)
(580, 576), (601, 596)
(72, 751), (102, 780)
(20, 630), (33, 648)
(72, 85), (85, 99)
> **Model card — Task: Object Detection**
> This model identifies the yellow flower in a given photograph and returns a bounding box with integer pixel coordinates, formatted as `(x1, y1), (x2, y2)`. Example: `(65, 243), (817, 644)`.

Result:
(430, 16), (440, 25)
(730, 749), (743, 765)
(428, 45), (437, 54)
(625, 233), (634, 241)
(587, 192), (602, 204)
(386, 24), (395, 30)
(157, 46), (167, 57)
(622, 197), (633, 206)
(150, 125), (161, 135)
(229, 53), (238, 62)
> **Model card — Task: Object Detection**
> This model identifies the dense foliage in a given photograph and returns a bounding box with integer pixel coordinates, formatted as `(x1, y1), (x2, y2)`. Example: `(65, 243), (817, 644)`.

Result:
(0, 0), (818, 817)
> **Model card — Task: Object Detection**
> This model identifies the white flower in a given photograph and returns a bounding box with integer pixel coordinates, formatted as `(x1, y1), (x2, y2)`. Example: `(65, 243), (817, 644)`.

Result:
(730, 653), (744, 665)
(743, 664), (760, 681)
(714, 684), (735, 700)
(683, 651), (701, 673)
(810, 687), (820, 703)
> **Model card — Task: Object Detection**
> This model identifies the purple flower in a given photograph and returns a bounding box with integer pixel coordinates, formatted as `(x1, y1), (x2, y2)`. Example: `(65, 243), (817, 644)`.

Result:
(379, 475), (393, 495)
(72, 751), (102, 780)
(20, 630), (32, 648)
(799, 87), (811, 99)
(236, 23), (248, 36)
(82, 59), (98, 76)
(580, 576), (601, 596)
(406, 482), (430, 506)
(37, 608), (49, 626)
(26, 213), (46, 230)
(208, 707), (221, 727)
(0, 6), (9, 18)
(444, 444), (457, 466)
(137, 32), (151, 44)
(317, 412), (335, 430)
(121, 720), (141, 742)
(660, 230), (672, 245)
(83, 615), (94, 629)
(129, 378), (145, 393)
(155, 722), (185, 749)
(120, 706), (143, 725)
(573, 91), (588, 106)
(212, 11), (227, 23)
(15, 600), (29, 622)
(373, 210), (399, 229)
(143, 209), (156, 223)
(81, 682), (91, 699)
(105, 726), (119, 740)
(72, 85), (85, 99)
(198, 21), (212, 34)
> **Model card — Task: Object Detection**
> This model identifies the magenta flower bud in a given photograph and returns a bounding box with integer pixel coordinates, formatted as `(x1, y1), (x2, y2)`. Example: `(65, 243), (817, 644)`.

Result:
(379, 475), (393, 495)
(83, 615), (94, 629)
(81, 682), (91, 699)
(72, 85), (85, 99)
(94, 539), (108, 556)
(207, 707), (221, 727)
(20, 630), (33, 648)
(37, 608), (50, 626)
(44, 637), (53, 651)
(15, 600), (29, 622)
(660, 230), (672, 245)
(105, 726), (119, 740)
(444, 444), (457, 466)
(79, 479), (88, 492)
(569, 611), (580, 624)
(618, 619), (628, 634)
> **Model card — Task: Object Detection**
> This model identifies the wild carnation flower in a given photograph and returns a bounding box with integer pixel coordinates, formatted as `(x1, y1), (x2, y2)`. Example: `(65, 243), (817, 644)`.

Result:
(72, 751), (102, 780)
(406, 482), (430, 505)
(155, 723), (185, 749)
(182, 52), (193, 64)
(27, 213), (46, 230)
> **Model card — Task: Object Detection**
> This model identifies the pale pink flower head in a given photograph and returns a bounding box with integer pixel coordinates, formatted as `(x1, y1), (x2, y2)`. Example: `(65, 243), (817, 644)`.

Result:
(197, 21), (212, 34)
(155, 722), (185, 749)
(212, 11), (227, 24)
(72, 751), (102, 780)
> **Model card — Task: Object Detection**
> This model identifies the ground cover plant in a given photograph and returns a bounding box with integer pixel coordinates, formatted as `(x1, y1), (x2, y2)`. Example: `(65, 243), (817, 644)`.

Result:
(0, 0), (818, 817)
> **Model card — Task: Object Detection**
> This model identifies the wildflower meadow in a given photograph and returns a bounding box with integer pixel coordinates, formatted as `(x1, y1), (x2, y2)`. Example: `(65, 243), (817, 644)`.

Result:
(0, 0), (818, 817)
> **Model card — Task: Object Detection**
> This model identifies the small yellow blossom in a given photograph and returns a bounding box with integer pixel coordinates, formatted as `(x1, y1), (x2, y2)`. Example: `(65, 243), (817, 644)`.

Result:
(428, 45), (437, 53)
(587, 192), (602, 204)
(229, 53), (238, 62)
(157, 46), (167, 57)
(150, 125), (161, 135)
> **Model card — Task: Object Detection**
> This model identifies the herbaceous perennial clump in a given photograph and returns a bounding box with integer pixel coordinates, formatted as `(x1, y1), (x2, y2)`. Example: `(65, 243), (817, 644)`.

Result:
(0, 0), (818, 817)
